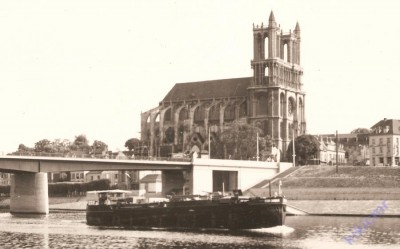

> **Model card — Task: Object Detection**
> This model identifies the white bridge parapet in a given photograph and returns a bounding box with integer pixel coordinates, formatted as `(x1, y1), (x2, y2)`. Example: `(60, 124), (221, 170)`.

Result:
(191, 158), (292, 195)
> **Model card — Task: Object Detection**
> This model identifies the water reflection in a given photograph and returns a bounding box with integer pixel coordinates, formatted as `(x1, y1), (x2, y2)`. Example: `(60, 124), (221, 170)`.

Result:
(0, 212), (399, 248)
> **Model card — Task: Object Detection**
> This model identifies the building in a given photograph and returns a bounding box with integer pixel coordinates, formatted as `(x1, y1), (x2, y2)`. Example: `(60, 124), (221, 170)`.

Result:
(139, 174), (162, 195)
(71, 171), (87, 182)
(0, 173), (10, 186)
(316, 136), (346, 165)
(318, 132), (370, 165)
(85, 171), (119, 186)
(369, 118), (400, 166)
(141, 11), (306, 159)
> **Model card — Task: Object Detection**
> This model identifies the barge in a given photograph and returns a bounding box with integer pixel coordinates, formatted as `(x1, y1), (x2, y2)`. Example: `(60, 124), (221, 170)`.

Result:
(86, 190), (286, 230)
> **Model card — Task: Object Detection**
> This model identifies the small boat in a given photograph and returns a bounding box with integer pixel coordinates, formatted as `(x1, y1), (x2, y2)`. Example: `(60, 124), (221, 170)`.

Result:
(86, 189), (286, 230)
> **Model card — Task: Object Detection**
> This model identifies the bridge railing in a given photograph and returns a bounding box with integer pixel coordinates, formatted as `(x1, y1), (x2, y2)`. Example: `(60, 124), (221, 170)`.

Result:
(8, 152), (192, 162)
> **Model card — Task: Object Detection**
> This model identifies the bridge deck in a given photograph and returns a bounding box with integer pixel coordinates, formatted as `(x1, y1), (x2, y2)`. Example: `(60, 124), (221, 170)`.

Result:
(0, 156), (192, 173)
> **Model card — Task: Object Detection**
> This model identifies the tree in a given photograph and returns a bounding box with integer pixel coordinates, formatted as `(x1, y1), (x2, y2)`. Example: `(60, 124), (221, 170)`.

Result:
(17, 144), (32, 152)
(221, 122), (268, 160)
(209, 134), (224, 159)
(92, 140), (108, 154)
(51, 139), (71, 154)
(34, 139), (52, 153)
(351, 128), (371, 134)
(125, 138), (140, 151)
(287, 135), (319, 165)
(70, 134), (91, 152)
(259, 135), (273, 160)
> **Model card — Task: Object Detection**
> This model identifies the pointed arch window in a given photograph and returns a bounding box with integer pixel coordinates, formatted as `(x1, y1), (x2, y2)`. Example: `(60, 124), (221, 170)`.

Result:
(179, 108), (188, 121)
(224, 104), (235, 121)
(209, 105), (220, 122)
(194, 105), (204, 122)
(164, 108), (172, 122)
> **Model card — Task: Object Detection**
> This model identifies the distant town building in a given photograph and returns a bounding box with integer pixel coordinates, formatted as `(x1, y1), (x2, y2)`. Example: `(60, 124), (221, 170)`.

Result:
(0, 173), (10, 186)
(316, 136), (346, 165)
(85, 171), (119, 186)
(318, 132), (370, 165)
(369, 118), (400, 166)
(141, 11), (306, 160)
(139, 174), (162, 194)
(71, 171), (87, 182)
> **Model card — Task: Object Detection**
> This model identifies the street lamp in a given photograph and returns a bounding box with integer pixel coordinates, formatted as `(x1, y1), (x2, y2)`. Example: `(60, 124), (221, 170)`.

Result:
(291, 124), (296, 167)
(256, 132), (260, 161)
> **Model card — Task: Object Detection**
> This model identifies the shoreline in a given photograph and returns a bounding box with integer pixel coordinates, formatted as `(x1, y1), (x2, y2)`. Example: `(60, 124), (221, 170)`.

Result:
(287, 200), (400, 217)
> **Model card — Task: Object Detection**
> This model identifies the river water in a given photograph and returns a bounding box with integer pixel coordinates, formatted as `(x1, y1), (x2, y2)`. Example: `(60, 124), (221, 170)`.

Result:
(0, 211), (399, 249)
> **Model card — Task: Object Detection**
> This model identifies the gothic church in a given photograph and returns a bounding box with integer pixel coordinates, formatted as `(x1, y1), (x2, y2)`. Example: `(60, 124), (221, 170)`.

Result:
(141, 11), (306, 159)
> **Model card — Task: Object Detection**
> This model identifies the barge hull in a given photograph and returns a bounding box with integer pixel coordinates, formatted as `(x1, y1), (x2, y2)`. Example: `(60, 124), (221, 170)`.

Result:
(87, 201), (286, 230)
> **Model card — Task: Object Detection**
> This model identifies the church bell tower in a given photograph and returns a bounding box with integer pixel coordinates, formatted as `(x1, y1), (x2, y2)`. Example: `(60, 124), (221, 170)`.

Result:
(248, 11), (306, 158)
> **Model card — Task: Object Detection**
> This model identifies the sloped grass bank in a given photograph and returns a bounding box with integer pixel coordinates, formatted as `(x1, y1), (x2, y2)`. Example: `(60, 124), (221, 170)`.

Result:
(247, 187), (400, 200)
(283, 166), (400, 188)
(247, 165), (400, 200)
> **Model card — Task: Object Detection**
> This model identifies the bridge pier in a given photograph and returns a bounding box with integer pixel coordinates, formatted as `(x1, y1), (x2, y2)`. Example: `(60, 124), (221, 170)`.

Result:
(10, 173), (49, 214)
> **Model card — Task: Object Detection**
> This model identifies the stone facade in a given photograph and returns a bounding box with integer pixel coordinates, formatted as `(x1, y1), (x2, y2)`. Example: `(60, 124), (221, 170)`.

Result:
(369, 118), (400, 166)
(141, 11), (306, 159)
(316, 136), (346, 165)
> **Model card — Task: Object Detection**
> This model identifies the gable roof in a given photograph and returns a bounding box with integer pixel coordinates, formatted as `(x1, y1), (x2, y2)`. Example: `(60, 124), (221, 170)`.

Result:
(370, 119), (400, 136)
(162, 77), (252, 103)
(140, 174), (161, 183)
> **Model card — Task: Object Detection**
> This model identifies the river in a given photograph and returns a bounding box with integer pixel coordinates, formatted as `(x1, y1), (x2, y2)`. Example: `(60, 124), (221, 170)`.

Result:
(0, 211), (399, 249)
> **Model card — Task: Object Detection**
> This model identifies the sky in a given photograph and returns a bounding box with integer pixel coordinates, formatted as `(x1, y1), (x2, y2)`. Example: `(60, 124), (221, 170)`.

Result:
(0, 0), (399, 154)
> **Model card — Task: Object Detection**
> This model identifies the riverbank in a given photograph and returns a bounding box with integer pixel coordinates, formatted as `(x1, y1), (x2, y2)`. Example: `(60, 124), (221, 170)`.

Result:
(248, 165), (400, 200)
(289, 200), (400, 216)
(0, 196), (88, 211)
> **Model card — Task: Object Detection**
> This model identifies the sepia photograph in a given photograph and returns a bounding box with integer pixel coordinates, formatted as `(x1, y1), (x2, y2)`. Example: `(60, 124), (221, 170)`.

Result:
(0, 0), (399, 248)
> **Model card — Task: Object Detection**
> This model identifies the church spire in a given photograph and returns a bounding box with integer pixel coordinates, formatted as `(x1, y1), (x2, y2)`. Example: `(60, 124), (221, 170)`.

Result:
(294, 21), (300, 37)
(269, 11), (277, 28)
(269, 11), (275, 22)
(295, 21), (300, 31)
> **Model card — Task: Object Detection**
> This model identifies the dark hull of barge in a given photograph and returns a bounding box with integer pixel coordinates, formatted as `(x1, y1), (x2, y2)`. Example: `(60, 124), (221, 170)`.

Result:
(86, 198), (286, 230)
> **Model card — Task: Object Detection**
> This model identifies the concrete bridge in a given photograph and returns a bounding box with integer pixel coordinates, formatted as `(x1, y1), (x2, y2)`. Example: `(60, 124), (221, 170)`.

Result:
(0, 156), (292, 215)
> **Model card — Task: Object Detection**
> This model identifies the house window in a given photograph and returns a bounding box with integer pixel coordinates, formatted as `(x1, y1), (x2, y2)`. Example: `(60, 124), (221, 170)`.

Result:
(379, 138), (383, 145)
(91, 176), (94, 181)
(371, 138), (375, 145)
(372, 147), (375, 154)
(97, 175), (100, 180)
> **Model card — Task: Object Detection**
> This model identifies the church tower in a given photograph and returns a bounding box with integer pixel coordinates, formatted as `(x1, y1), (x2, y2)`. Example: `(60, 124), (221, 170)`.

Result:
(248, 11), (306, 157)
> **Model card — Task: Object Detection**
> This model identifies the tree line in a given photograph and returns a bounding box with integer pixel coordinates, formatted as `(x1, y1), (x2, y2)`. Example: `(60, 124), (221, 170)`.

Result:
(11, 134), (109, 156)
